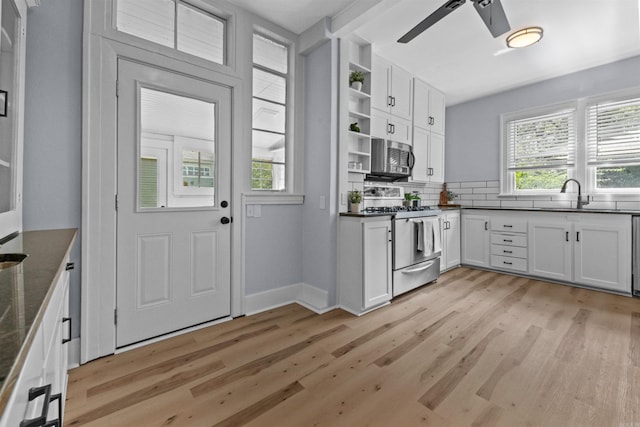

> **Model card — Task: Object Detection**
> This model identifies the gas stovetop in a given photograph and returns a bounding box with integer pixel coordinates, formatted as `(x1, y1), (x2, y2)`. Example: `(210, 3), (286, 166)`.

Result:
(363, 206), (441, 218)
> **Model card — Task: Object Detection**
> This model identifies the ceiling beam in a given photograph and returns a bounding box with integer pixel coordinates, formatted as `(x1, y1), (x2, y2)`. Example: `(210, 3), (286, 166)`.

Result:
(330, 0), (398, 38)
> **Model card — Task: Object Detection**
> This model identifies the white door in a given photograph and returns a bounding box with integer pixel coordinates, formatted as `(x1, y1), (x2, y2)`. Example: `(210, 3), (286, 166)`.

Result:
(429, 132), (445, 184)
(528, 221), (572, 282)
(363, 220), (392, 309)
(116, 59), (232, 347)
(461, 215), (490, 267)
(389, 65), (413, 120)
(411, 126), (429, 182)
(445, 212), (461, 270)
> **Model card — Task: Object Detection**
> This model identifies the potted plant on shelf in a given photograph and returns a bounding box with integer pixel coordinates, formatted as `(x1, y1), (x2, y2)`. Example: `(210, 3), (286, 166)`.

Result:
(349, 190), (363, 213)
(349, 122), (360, 132)
(349, 70), (365, 91)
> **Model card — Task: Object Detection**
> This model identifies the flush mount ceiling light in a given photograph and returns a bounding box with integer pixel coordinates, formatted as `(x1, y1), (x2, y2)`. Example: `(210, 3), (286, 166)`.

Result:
(506, 26), (543, 48)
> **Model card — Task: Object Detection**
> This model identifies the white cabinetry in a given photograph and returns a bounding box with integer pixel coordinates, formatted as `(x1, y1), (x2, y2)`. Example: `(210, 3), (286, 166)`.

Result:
(490, 216), (528, 273)
(371, 108), (411, 145)
(371, 55), (413, 121)
(411, 79), (445, 184)
(339, 216), (393, 315)
(529, 214), (631, 293)
(0, 261), (71, 427)
(461, 214), (491, 267)
(413, 79), (445, 135)
(440, 210), (460, 272)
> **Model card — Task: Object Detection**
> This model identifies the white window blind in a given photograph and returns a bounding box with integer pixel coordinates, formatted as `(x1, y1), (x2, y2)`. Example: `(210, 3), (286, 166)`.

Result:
(506, 108), (576, 171)
(586, 97), (640, 166)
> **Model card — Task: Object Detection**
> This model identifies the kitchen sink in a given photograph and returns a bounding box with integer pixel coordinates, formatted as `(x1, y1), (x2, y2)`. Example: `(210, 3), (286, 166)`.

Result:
(0, 253), (28, 270)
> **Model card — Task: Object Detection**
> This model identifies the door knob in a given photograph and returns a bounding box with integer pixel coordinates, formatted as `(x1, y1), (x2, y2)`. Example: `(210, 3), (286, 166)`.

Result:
(221, 217), (231, 224)
(221, 200), (228, 208)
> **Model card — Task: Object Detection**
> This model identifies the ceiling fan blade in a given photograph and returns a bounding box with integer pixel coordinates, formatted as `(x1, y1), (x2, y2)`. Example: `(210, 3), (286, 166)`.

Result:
(398, 0), (466, 44)
(472, 0), (510, 38)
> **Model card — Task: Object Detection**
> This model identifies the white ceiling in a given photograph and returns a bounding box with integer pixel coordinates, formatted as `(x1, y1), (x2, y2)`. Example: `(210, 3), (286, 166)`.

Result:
(226, 0), (640, 106)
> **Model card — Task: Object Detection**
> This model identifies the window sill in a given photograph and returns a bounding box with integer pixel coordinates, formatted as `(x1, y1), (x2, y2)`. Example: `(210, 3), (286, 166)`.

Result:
(243, 193), (305, 205)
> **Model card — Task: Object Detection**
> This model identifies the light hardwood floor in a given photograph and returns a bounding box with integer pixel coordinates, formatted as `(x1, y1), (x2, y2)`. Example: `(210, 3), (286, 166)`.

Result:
(65, 268), (640, 426)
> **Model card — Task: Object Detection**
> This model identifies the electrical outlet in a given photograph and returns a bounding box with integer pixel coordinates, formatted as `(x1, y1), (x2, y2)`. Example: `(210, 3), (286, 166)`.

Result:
(254, 205), (262, 218)
(246, 205), (254, 217)
(319, 195), (326, 210)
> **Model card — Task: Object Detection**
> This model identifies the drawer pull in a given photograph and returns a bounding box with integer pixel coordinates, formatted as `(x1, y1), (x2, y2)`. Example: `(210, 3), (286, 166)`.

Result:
(62, 317), (72, 344)
(503, 261), (513, 265)
(503, 250), (512, 254)
(503, 239), (512, 243)
(503, 225), (513, 228)
(566, 231), (569, 242)
(21, 384), (51, 427)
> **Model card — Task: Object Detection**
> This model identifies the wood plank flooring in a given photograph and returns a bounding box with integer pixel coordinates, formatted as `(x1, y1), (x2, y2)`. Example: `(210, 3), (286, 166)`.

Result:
(65, 268), (640, 426)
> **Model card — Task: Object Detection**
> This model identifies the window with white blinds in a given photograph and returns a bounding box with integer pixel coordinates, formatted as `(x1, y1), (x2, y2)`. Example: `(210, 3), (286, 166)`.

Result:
(504, 107), (576, 192)
(586, 96), (640, 190)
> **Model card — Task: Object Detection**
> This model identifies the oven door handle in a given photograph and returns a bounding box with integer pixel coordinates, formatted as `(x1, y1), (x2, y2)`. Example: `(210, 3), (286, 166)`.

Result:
(401, 261), (435, 274)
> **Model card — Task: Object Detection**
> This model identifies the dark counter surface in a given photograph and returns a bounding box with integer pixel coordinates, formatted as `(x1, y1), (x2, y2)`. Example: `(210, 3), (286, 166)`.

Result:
(461, 206), (640, 215)
(0, 229), (77, 414)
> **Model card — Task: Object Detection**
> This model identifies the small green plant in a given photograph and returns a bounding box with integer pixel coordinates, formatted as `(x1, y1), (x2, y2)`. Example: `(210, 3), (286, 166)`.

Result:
(349, 122), (360, 132)
(349, 190), (363, 204)
(446, 191), (457, 201)
(404, 193), (420, 201)
(349, 70), (365, 85)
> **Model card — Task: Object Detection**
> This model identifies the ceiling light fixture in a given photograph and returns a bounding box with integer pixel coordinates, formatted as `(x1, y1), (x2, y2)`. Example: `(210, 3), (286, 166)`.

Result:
(506, 26), (543, 48)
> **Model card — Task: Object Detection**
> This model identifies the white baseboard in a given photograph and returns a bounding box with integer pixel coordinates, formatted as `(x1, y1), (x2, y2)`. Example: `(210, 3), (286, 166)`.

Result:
(245, 282), (333, 316)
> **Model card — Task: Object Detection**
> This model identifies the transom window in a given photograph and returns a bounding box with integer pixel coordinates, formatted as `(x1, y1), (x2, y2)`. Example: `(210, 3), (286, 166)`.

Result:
(502, 89), (640, 195)
(116, 0), (225, 65)
(251, 33), (288, 191)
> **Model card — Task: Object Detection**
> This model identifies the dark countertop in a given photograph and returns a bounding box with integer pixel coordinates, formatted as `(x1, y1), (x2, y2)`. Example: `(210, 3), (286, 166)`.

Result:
(461, 207), (640, 215)
(339, 212), (394, 218)
(0, 229), (77, 414)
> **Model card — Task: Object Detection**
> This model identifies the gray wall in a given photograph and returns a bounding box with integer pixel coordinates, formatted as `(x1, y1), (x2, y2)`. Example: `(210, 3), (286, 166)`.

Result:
(24, 0), (83, 337)
(244, 205), (303, 295)
(301, 39), (338, 305)
(445, 55), (640, 182)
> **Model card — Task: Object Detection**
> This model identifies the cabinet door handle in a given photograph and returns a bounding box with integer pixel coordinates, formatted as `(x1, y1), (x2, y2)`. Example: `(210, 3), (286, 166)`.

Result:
(503, 250), (512, 254)
(21, 384), (51, 427)
(484, 221), (488, 231)
(62, 317), (72, 344)
(391, 96), (396, 107)
(447, 221), (451, 230)
(566, 231), (569, 242)
(388, 95), (393, 107)
(576, 231), (580, 242)
(391, 123), (396, 134)
(503, 239), (512, 243)
(429, 116), (434, 125)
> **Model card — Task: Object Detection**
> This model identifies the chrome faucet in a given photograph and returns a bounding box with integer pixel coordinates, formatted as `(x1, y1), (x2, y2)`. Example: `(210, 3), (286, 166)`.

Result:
(560, 178), (589, 209)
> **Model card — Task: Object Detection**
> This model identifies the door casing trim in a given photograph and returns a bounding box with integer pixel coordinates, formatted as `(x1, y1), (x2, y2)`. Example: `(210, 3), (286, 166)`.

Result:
(81, 36), (245, 363)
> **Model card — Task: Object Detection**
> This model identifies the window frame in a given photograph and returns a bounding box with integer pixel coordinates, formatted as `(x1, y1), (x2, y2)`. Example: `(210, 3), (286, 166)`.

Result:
(250, 31), (291, 193)
(500, 101), (578, 195)
(585, 90), (640, 194)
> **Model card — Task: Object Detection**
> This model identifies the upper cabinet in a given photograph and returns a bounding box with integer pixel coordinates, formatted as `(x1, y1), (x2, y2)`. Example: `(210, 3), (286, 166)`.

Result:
(413, 79), (445, 135)
(371, 55), (412, 121)
(0, 0), (27, 240)
(411, 78), (446, 184)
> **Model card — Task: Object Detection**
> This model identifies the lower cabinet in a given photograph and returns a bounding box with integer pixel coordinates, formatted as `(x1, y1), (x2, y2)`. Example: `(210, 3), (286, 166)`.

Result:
(339, 216), (393, 315)
(461, 214), (490, 268)
(1, 260), (71, 427)
(439, 210), (460, 271)
(529, 216), (631, 293)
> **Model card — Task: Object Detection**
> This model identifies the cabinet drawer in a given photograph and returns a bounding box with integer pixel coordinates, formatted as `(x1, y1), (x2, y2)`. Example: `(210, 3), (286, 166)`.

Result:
(491, 218), (527, 233)
(491, 233), (527, 247)
(491, 244), (527, 259)
(491, 255), (527, 272)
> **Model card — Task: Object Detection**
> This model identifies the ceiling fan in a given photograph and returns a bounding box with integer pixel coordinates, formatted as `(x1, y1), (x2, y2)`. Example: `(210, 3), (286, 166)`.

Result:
(397, 0), (511, 43)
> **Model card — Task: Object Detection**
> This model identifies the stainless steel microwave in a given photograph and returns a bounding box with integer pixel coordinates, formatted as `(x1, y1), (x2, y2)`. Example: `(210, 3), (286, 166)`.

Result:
(368, 139), (414, 181)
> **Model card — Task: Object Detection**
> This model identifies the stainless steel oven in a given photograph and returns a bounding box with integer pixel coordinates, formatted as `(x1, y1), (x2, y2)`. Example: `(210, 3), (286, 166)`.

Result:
(393, 211), (441, 296)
